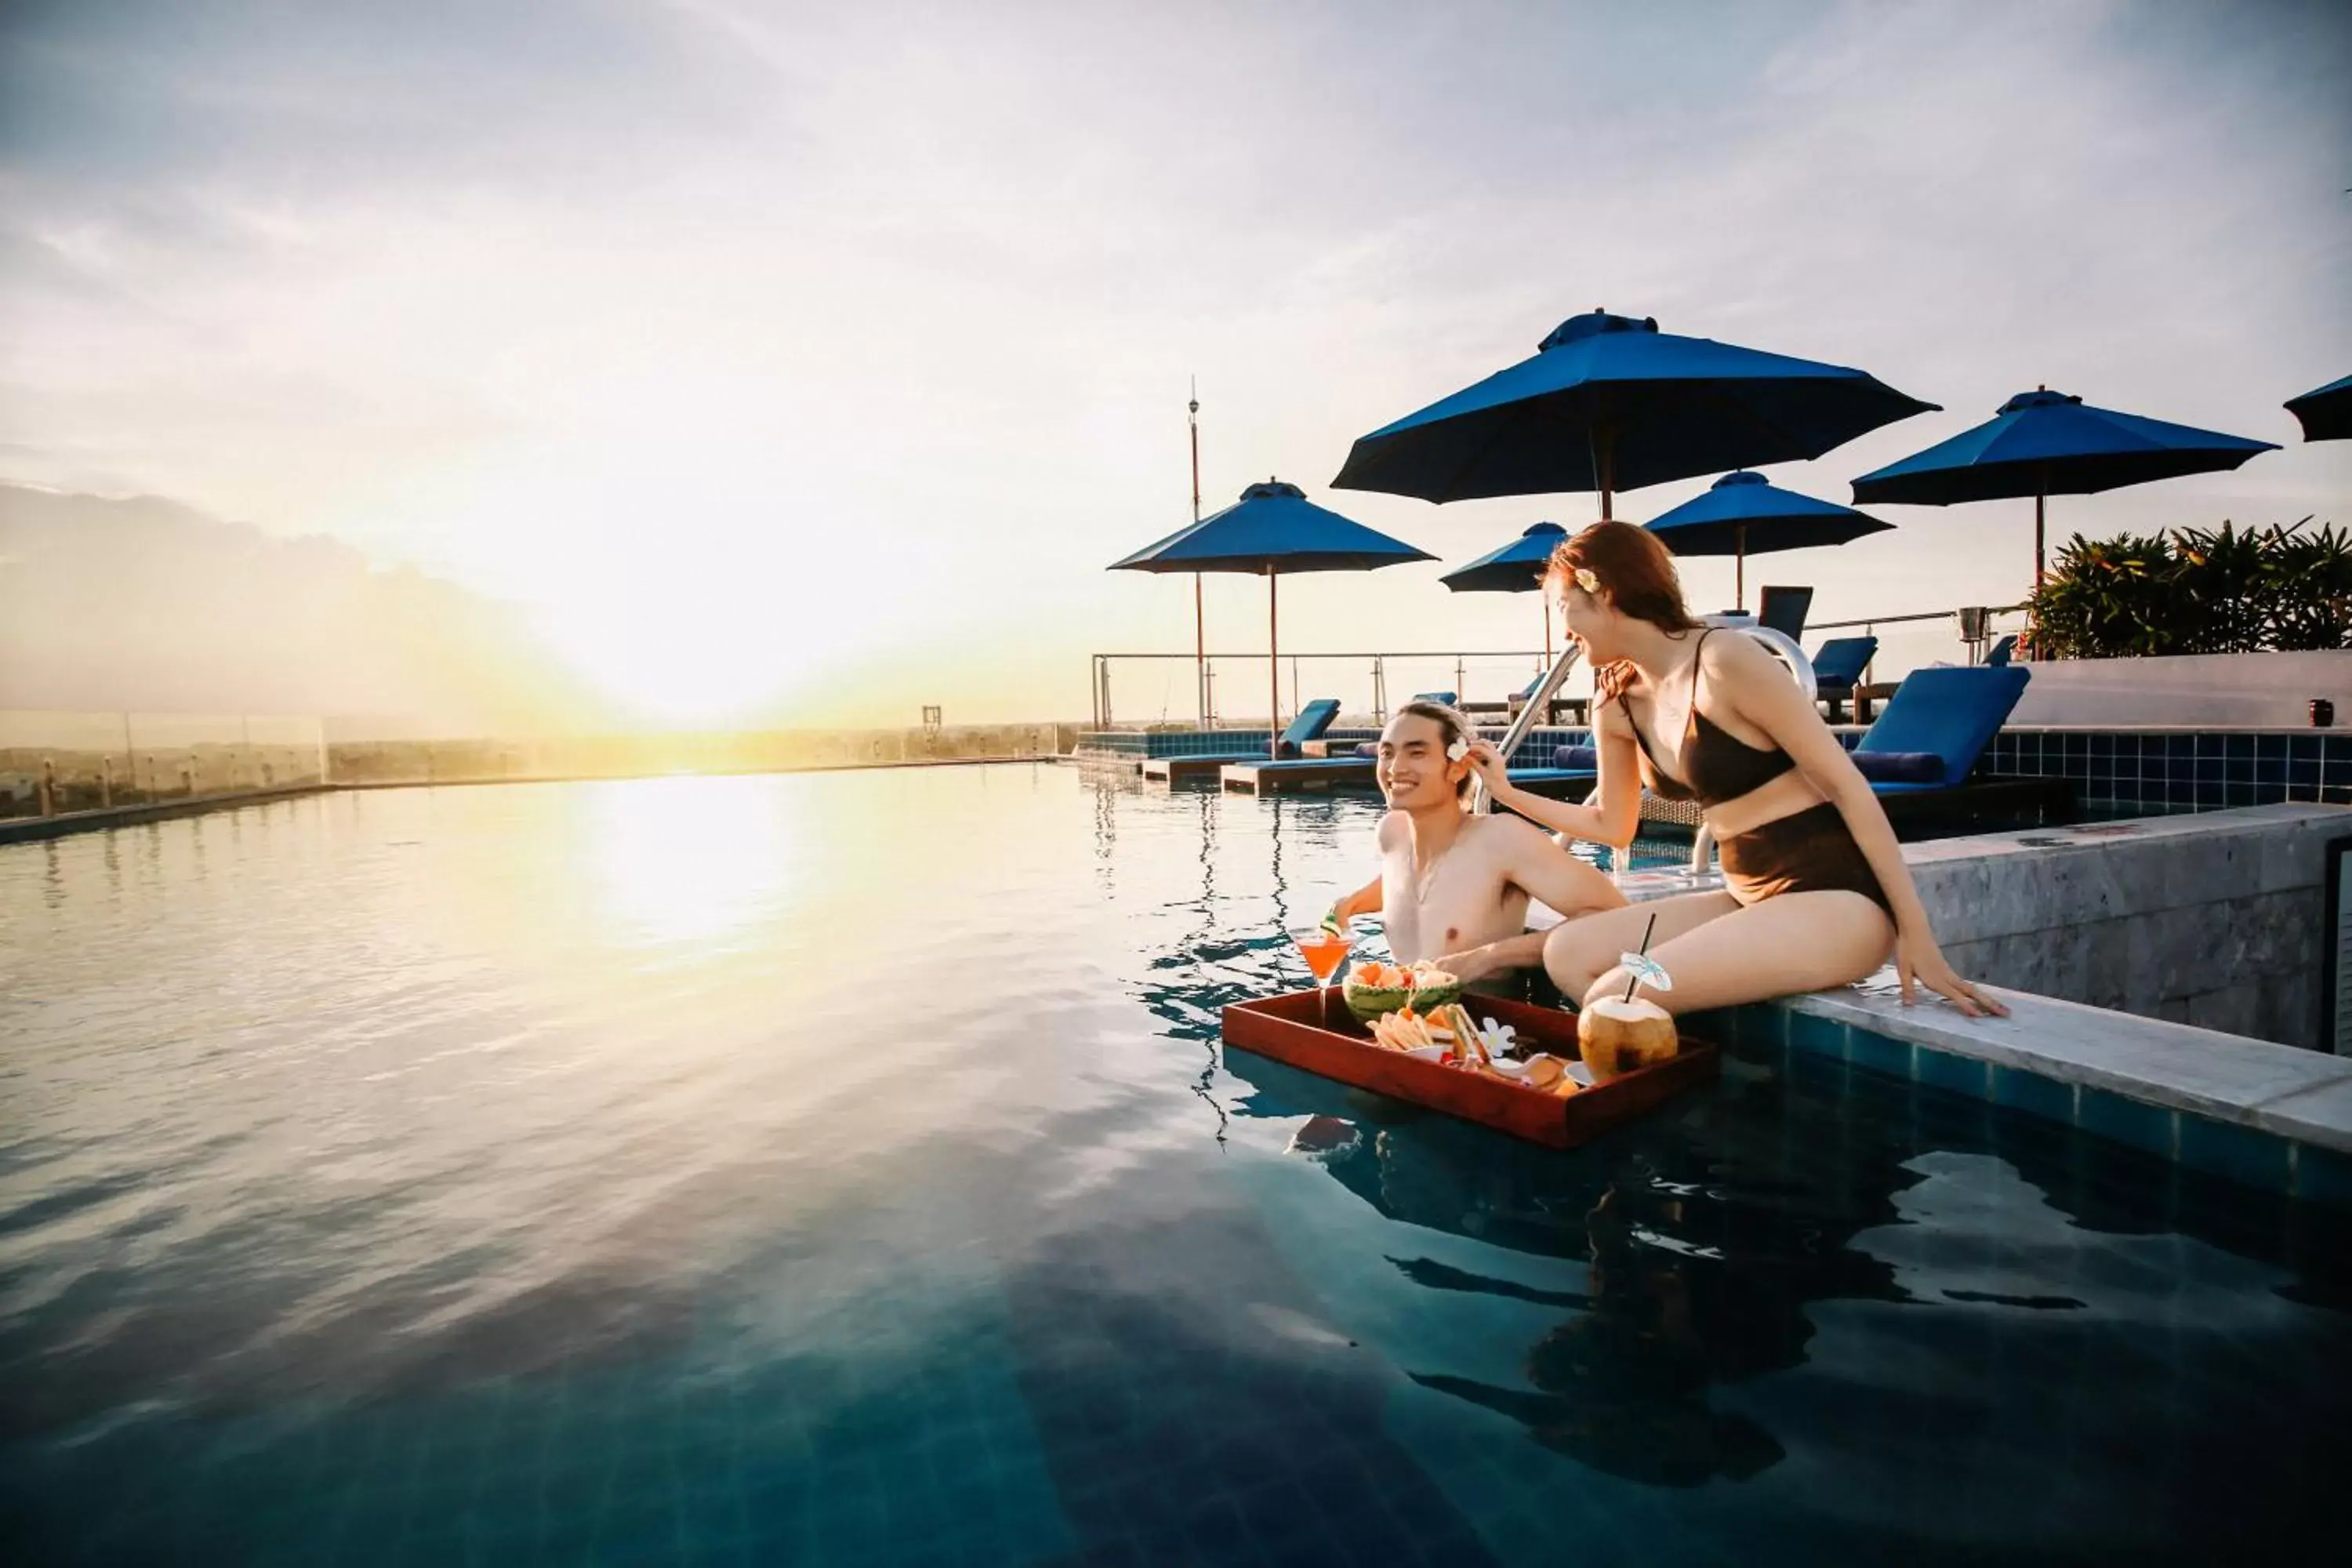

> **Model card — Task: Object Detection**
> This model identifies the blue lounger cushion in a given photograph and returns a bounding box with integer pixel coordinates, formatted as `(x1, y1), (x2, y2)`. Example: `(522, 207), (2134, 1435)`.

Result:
(1853, 665), (2031, 789)
(1552, 744), (1599, 771)
(1849, 750), (1944, 784)
(1809, 636), (1878, 691)
(1273, 698), (1342, 759)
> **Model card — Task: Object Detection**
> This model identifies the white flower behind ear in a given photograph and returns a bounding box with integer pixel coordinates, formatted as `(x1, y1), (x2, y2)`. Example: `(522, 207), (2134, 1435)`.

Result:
(1446, 740), (1469, 762)
(1573, 567), (1601, 594)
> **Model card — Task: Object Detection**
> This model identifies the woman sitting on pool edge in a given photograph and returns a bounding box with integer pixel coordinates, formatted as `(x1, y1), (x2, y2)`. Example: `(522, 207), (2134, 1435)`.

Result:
(1458, 519), (2005, 1021)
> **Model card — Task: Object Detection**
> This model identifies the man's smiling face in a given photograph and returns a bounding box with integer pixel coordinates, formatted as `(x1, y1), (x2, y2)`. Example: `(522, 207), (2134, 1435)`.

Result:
(1377, 711), (1461, 808)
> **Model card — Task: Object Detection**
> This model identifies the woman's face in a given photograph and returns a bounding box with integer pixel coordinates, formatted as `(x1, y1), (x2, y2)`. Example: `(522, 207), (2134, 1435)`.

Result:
(1554, 578), (1623, 663)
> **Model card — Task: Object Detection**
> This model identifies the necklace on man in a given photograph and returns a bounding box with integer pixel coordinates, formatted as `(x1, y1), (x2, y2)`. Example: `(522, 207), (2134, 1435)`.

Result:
(1410, 829), (1458, 905)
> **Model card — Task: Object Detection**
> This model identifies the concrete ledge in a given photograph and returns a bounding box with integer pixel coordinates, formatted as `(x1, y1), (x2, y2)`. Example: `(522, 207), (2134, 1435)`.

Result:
(0, 784), (332, 844)
(1784, 980), (2352, 1154)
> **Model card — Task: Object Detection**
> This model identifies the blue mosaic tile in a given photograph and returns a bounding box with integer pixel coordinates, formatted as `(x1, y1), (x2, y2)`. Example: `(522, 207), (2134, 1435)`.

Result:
(1846, 1027), (1915, 1082)
(1733, 1002), (1791, 1051)
(2223, 733), (2255, 762)
(1992, 1064), (2076, 1125)
(1785, 1011), (1848, 1062)
(1915, 1047), (1991, 1098)
(2292, 1142), (2352, 1209)
(2077, 1087), (2177, 1160)
(2176, 1115), (2292, 1192)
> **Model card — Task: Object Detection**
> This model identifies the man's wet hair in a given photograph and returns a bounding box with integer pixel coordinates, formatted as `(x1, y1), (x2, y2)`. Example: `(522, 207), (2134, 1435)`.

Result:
(1387, 699), (1475, 800)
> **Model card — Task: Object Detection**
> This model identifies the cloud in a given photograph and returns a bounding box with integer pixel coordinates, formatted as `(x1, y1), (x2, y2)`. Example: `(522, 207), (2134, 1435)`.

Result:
(2, 0), (2347, 723)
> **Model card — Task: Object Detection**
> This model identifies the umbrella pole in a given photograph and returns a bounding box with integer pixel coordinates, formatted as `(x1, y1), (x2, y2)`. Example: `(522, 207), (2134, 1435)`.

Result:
(1543, 597), (1553, 667)
(2034, 490), (2045, 590)
(1194, 574), (1207, 725)
(1735, 523), (1746, 611)
(1588, 426), (1616, 521)
(1267, 568), (1281, 760)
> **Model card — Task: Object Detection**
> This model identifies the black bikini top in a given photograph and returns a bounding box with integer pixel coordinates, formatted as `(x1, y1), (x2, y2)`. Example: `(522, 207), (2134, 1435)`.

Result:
(1621, 629), (1798, 807)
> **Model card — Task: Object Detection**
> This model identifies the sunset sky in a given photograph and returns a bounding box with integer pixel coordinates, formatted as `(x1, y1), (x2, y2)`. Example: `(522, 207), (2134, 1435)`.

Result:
(4, 0), (2347, 727)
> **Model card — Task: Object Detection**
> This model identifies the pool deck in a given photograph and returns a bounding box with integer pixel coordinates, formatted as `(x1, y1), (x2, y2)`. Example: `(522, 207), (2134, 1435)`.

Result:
(1521, 805), (2352, 1171)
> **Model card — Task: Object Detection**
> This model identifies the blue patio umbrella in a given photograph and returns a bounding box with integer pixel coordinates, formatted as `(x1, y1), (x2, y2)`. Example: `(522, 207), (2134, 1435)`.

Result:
(1109, 480), (1435, 756)
(1850, 388), (2278, 586)
(1645, 470), (1893, 610)
(2286, 375), (2352, 443)
(1440, 521), (1566, 663)
(1331, 309), (1937, 516)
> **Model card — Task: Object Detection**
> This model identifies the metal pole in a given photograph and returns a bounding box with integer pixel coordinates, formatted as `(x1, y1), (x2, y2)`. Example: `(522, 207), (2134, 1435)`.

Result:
(1594, 426), (1617, 521)
(1472, 642), (1586, 813)
(1372, 656), (1385, 723)
(1735, 523), (1746, 612)
(2034, 489), (2045, 590)
(1190, 379), (1206, 726)
(1290, 653), (1299, 718)
(1266, 568), (1281, 759)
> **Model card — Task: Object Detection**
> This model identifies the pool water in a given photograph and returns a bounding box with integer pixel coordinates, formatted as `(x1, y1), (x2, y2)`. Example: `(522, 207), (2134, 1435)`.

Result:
(2, 769), (2344, 1565)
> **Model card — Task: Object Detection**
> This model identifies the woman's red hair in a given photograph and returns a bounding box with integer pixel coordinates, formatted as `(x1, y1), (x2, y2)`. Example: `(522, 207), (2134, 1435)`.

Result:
(1545, 520), (1700, 635)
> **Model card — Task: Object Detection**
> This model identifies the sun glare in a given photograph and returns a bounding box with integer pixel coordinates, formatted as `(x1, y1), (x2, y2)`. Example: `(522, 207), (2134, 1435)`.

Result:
(588, 774), (798, 948)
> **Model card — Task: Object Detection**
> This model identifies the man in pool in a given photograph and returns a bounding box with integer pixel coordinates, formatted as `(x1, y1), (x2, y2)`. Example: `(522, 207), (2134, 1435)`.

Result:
(1327, 700), (1624, 994)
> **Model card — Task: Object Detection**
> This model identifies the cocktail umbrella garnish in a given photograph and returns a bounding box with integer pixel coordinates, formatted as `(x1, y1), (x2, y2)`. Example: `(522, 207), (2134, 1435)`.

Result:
(1621, 911), (1669, 1003)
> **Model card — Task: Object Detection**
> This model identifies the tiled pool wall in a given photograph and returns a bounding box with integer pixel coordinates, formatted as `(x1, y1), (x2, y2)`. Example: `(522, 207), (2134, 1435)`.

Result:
(1693, 1000), (2352, 1210)
(1976, 728), (2352, 811)
(1082, 723), (2352, 814)
(1076, 729), (1275, 758)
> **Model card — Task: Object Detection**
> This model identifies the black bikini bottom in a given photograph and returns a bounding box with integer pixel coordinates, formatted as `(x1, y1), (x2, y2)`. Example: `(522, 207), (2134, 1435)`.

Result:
(1718, 802), (1894, 919)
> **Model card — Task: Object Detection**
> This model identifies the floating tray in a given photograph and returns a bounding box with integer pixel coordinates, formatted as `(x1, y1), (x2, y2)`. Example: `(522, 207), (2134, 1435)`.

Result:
(1221, 989), (1719, 1149)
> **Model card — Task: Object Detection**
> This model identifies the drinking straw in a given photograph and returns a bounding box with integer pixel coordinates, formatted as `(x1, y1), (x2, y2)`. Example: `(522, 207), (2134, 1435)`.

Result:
(1624, 911), (1658, 1004)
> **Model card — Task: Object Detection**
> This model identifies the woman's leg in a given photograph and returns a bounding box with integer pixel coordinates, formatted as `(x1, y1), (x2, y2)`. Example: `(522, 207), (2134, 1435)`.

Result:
(1541, 889), (1741, 1002)
(1581, 891), (1894, 1014)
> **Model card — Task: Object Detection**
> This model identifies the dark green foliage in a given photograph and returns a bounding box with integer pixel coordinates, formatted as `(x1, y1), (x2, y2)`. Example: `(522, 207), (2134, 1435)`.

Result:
(2024, 518), (2350, 659)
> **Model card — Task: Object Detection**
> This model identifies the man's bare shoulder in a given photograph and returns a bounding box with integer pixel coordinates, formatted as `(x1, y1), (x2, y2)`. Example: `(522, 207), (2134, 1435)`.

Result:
(1374, 809), (1410, 848)
(1465, 811), (1552, 858)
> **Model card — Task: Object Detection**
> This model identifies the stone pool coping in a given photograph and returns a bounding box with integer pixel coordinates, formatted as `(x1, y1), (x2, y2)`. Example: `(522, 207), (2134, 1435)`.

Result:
(1517, 804), (2352, 1169)
(1777, 983), (2352, 1154)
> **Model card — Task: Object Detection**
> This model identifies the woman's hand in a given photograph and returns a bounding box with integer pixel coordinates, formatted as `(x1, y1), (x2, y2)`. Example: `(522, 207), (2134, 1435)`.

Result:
(1462, 740), (1512, 795)
(1896, 931), (2008, 1018)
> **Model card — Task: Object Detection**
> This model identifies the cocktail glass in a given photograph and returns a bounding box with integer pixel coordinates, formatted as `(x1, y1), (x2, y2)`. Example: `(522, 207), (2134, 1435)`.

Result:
(1290, 924), (1352, 1028)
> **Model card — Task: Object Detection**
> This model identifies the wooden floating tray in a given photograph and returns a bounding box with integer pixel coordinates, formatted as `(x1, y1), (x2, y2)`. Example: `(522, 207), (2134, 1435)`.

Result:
(1221, 989), (1719, 1149)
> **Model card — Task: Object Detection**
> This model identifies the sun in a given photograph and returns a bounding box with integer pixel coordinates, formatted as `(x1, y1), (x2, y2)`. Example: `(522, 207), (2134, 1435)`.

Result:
(528, 567), (857, 730)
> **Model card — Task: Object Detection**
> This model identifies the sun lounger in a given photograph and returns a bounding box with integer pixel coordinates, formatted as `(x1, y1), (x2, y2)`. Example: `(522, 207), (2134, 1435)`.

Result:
(1458, 677), (1534, 717)
(1984, 633), (2018, 667)
(1810, 635), (1879, 723)
(1142, 699), (1341, 782)
(1847, 664), (2031, 794)
(1221, 753), (1377, 794)
(1756, 585), (1813, 642)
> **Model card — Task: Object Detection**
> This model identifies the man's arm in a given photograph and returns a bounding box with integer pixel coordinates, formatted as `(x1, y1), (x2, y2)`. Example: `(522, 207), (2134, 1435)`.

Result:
(1330, 811), (1402, 927)
(1330, 875), (1383, 925)
(1433, 819), (1627, 982)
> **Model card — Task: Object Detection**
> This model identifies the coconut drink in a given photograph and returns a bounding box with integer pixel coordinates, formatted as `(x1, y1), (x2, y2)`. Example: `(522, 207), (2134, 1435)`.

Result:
(1577, 995), (1679, 1081)
(1577, 944), (1679, 1082)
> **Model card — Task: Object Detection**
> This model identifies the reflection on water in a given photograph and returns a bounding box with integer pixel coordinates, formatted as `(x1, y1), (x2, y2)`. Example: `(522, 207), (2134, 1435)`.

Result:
(588, 773), (803, 949)
(1, 766), (2347, 1565)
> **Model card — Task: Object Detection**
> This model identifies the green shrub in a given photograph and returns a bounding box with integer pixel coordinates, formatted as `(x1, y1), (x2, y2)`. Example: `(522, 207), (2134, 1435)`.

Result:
(2024, 517), (2348, 659)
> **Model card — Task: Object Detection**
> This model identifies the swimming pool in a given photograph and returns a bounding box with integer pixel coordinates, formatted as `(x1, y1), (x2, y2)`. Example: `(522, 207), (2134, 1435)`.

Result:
(2, 768), (2343, 1564)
